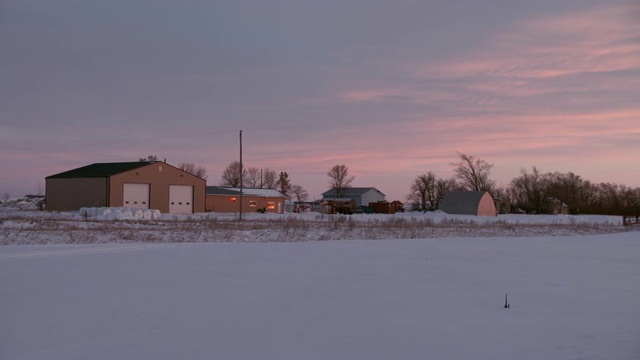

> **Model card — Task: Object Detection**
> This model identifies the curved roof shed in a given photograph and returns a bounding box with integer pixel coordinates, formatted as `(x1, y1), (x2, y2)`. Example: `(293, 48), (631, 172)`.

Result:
(439, 191), (496, 216)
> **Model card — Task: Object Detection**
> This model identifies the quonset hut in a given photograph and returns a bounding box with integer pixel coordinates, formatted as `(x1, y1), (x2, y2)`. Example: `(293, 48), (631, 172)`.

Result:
(439, 191), (496, 216)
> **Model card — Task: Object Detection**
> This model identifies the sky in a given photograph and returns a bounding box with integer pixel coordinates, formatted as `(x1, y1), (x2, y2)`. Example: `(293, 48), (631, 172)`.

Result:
(1, 0), (639, 202)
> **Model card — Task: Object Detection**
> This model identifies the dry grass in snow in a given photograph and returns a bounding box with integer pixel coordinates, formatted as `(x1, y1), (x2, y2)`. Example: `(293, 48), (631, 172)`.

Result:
(0, 210), (628, 245)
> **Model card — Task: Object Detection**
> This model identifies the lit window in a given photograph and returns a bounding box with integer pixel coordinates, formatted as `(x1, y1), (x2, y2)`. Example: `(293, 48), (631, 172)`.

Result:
(249, 201), (257, 207)
(267, 201), (275, 209)
(230, 197), (237, 202)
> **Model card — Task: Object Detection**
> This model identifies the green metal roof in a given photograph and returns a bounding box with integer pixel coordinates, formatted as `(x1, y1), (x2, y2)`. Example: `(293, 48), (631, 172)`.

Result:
(46, 162), (154, 179)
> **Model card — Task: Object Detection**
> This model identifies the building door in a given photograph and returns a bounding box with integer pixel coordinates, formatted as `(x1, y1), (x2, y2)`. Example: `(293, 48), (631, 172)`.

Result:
(170, 185), (193, 214)
(123, 183), (150, 209)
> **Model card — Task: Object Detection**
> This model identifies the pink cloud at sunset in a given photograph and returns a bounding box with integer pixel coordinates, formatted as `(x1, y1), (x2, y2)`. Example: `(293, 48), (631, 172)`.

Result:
(423, 5), (640, 78)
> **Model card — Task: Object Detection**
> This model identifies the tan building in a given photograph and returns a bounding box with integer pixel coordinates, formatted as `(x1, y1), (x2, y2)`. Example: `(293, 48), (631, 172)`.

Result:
(206, 187), (285, 214)
(45, 161), (205, 214)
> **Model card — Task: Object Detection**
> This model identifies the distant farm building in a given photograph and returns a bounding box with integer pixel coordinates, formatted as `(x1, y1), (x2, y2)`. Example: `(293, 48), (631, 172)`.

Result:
(390, 201), (405, 213)
(45, 161), (205, 214)
(322, 198), (357, 214)
(493, 197), (511, 214)
(439, 191), (496, 216)
(368, 201), (397, 214)
(205, 187), (285, 214)
(545, 197), (570, 215)
(321, 187), (386, 207)
(366, 200), (405, 214)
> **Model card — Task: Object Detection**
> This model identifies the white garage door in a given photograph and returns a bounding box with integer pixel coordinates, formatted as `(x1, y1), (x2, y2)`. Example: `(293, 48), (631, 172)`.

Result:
(170, 185), (193, 214)
(123, 183), (150, 209)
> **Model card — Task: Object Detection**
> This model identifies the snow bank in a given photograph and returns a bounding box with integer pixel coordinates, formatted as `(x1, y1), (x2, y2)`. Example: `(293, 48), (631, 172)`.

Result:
(79, 207), (161, 220)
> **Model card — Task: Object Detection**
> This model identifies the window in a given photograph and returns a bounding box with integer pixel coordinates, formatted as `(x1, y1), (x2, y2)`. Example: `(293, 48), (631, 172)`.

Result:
(267, 201), (275, 210)
(249, 201), (257, 207)
(230, 197), (237, 202)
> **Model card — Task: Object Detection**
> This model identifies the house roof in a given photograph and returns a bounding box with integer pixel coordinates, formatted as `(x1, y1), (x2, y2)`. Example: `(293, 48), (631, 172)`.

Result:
(321, 187), (385, 197)
(46, 162), (155, 179)
(206, 186), (284, 198)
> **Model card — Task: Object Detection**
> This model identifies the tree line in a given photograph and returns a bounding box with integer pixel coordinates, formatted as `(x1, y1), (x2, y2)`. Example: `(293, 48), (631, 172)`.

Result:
(218, 161), (309, 202)
(142, 154), (639, 215)
(407, 152), (640, 215)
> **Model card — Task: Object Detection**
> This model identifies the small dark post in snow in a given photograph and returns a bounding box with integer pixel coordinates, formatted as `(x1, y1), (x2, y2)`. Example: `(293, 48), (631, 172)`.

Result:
(239, 129), (243, 221)
(504, 293), (510, 308)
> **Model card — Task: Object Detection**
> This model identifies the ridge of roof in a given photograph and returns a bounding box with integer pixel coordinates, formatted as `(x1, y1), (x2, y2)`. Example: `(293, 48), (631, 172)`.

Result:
(46, 162), (155, 179)
(321, 187), (383, 196)
(205, 187), (285, 197)
(205, 186), (242, 195)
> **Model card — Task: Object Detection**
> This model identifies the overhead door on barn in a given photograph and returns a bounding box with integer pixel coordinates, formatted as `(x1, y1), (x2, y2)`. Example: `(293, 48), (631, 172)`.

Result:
(123, 183), (150, 209)
(169, 185), (193, 214)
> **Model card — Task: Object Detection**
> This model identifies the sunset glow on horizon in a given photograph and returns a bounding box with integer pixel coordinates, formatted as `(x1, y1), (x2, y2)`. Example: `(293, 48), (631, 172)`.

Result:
(1, 0), (638, 202)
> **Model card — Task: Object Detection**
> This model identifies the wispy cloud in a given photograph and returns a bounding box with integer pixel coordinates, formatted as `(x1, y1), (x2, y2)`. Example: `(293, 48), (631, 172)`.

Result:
(428, 5), (640, 79)
(317, 3), (640, 195)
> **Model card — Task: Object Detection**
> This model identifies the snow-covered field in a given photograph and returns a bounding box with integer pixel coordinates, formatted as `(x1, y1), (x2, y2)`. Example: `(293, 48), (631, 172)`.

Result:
(1, 210), (639, 359)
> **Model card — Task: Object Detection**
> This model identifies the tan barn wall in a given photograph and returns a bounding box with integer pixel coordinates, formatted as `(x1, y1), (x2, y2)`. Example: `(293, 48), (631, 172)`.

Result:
(110, 163), (205, 213)
(477, 193), (497, 216)
(46, 177), (108, 211)
(206, 194), (285, 214)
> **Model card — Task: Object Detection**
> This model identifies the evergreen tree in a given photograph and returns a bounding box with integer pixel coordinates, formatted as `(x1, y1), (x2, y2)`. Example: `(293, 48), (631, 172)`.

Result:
(276, 172), (292, 199)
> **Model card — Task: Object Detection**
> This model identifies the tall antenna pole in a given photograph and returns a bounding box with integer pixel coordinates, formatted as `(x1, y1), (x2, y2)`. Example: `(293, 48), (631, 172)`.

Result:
(239, 130), (243, 220)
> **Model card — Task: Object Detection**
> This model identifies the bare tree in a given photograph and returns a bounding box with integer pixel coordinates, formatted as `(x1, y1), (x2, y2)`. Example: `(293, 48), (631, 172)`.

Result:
(327, 164), (355, 198)
(139, 155), (159, 162)
(178, 163), (208, 180)
(407, 172), (459, 211)
(262, 168), (277, 189)
(451, 152), (495, 193)
(434, 177), (462, 207)
(543, 171), (592, 214)
(291, 184), (309, 202)
(276, 172), (292, 199)
(509, 166), (545, 213)
(406, 172), (437, 211)
(220, 161), (246, 187)
(245, 167), (262, 188)
(36, 182), (44, 196)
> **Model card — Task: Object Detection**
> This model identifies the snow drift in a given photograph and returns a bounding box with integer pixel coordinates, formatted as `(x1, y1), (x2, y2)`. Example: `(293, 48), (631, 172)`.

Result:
(79, 207), (161, 220)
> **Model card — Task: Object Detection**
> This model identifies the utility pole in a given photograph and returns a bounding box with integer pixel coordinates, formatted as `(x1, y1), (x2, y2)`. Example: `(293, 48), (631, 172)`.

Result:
(239, 130), (243, 221)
